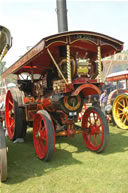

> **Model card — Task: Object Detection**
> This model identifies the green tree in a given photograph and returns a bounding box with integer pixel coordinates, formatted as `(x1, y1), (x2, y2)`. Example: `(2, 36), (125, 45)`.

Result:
(0, 61), (16, 85)
(122, 49), (128, 54)
(0, 61), (7, 74)
(0, 61), (7, 84)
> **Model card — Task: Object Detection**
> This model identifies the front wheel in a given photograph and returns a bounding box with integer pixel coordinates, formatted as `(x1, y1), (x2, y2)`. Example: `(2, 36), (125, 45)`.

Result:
(33, 110), (55, 161)
(82, 107), (109, 152)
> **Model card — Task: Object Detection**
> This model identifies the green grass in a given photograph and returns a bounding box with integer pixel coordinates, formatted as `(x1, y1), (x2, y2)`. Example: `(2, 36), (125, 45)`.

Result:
(1, 125), (128, 193)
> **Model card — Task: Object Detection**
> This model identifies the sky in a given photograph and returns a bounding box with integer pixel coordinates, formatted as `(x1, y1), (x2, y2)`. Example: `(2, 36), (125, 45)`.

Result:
(1, 0), (128, 67)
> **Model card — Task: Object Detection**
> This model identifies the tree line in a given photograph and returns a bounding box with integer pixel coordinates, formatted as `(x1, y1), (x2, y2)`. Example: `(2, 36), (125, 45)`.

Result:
(0, 61), (16, 85)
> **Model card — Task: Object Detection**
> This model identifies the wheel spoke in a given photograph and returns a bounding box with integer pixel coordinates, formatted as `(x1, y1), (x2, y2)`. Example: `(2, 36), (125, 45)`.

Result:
(93, 135), (99, 146)
(39, 139), (47, 154)
(123, 117), (127, 124)
(98, 132), (102, 142)
(9, 121), (15, 130)
(126, 98), (128, 106)
(117, 101), (124, 108)
(121, 114), (125, 122)
(96, 118), (101, 127)
(88, 118), (91, 124)
(118, 107), (123, 112)
(122, 99), (125, 107)
(118, 112), (124, 116)
(8, 100), (14, 108)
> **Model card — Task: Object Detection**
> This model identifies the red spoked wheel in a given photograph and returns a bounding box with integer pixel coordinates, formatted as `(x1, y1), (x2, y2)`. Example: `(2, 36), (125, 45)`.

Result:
(5, 90), (25, 140)
(82, 107), (109, 152)
(5, 90), (17, 140)
(33, 110), (55, 161)
(5, 88), (26, 141)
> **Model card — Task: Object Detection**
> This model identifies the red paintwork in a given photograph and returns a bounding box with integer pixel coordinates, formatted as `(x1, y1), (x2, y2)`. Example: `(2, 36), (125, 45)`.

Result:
(67, 130), (75, 137)
(25, 103), (43, 122)
(73, 77), (97, 84)
(24, 97), (35, 103)
(41, 96), (54, 112)
(72, 83), (101, 97)
(65, 83), (74, 92)
(107, 73), (128, 82)
(54, 82), (75, 94)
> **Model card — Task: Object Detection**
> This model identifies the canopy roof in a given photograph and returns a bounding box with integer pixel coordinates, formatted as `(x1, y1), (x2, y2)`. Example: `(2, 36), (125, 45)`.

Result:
(2, 30), (123, 79)
(107, 70), (128, 82)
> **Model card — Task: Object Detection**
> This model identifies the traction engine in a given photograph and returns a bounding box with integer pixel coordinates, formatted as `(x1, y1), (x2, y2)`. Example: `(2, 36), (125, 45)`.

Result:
(106, 71), (128, 129)
(2, 31), (123, 161)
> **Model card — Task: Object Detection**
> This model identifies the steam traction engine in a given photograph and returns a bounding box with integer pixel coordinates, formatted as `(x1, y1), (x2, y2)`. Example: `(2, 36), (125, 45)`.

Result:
(0, 25), (12, 181)
(106, 71), (128, 129)
(2, 31), (123, 161)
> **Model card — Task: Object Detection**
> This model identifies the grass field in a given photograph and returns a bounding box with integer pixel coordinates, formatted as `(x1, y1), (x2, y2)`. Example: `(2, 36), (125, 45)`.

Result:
(1, 124), (128, 193)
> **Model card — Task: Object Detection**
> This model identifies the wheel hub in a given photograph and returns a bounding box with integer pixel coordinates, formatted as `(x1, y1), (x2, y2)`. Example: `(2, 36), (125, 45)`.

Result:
(90, 125), (100, 135)
(123, 107), (128, 115)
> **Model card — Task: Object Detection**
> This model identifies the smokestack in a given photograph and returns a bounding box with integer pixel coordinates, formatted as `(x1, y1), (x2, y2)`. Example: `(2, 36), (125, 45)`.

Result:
(56, 0), (68, 33)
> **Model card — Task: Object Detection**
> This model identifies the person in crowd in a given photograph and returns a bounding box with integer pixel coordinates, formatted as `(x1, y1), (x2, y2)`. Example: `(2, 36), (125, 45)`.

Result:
(99, 89), (108, 115)
(92, 94), (100, 107)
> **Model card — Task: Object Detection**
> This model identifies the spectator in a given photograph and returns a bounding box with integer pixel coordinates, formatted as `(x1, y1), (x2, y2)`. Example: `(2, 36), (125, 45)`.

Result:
(100, 90), (108, 115)
(92, 94), (100, 107)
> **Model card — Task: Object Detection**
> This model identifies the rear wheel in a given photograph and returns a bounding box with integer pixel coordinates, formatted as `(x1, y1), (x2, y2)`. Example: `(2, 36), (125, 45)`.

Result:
(33, 110), (55, 161)
(107, 89), (126, 105)
(5, 88), (26, 140)
(107, 89), (118, 105)
(0, 148), (7, 182)
(82, 107), (109, 152)
(0, 123), (7, 182)
(112, 94), (128, 129)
